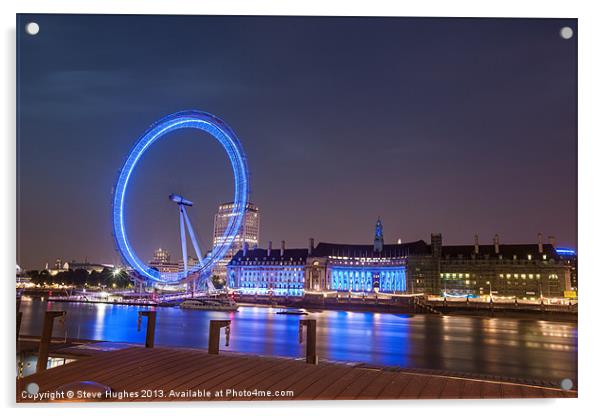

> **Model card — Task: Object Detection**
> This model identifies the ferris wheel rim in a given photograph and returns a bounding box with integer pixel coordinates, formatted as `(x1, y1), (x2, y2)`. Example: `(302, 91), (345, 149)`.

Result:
(111, 110), (249, 284)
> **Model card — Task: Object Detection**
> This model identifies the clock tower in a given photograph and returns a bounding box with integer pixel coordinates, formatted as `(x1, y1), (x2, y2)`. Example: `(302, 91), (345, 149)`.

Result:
(374, 217), (384, 253)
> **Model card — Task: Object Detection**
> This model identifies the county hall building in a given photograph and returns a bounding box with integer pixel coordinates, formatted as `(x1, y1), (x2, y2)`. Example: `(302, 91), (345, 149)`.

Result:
(227, 219), (574, 299)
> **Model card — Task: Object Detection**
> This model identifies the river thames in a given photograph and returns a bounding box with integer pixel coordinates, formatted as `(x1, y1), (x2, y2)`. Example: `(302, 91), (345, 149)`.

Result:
(19, 299), (577, 383)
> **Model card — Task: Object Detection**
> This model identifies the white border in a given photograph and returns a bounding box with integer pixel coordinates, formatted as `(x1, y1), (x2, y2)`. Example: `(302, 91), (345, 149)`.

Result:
(3, 1), (601, 415)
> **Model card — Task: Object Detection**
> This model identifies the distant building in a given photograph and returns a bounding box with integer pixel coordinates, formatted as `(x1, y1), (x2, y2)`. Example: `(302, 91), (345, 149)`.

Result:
(153, 248), (170, 263)
(149, 248), (180, 274)
(212, 202), (260, 278)
(45, 258), (113, 275)
(227, 241), (306, 296)
(436, 233), (571, 299)
(45, 258), (68, 276)
(228, 220), (574, 299)
(555, 247), (577, 291)
(178, 256), (199, 273)
(16, 264), (31, 285)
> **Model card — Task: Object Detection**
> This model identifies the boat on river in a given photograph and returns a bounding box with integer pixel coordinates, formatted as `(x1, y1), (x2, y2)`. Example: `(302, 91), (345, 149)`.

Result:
(276, 308), (308, 315)
(179, 297), (239, 311)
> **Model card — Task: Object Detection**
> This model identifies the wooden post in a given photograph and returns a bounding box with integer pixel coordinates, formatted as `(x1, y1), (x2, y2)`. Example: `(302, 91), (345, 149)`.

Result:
(208, 320), (231, 354)
(16, 298), (22, 342)
(138, 311), (156, 348)
(17, 311), (22, 341)
(299, 319), (318, 365)
(36, 311), (66, 373)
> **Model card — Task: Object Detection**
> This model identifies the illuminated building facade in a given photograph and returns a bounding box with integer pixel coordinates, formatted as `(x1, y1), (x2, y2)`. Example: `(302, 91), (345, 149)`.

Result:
(437, 234), (572, 299)
(307, 240), (425, 293)
(556, 248), (577, 290)
(212, 201), (260, 279)
(149, 248), (180, 274)
(178, 256), (199, 273)
(228, 241), (305, 296)
(153, 248), (170, 263)
(229, 220), (419, 296)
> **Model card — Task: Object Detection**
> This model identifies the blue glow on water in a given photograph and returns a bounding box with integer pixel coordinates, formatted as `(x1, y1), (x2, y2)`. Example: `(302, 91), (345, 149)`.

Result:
(112, 110), (249, 284)
(18, 300), (577, 381)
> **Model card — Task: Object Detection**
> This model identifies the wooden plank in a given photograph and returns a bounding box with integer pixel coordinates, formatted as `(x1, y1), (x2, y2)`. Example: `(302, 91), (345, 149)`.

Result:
(355, 371), (398, 399)
(182, 355), (274, 395)
(522, 385), (546, 398)
(335, 369), (382, 400)
(396, 374), (431, 399)
(377, 373), (417, 399)
(418, 376), (448, 399)
(481, 381), (502, 398)
(295, 365), (356, 400)
(210, 357), (286, 388)
(439, 378), (465, 399)
(313, 367), (375, 400)
(247, 360), (315, 401)
(129, 352), (215, 392)
(277, 364), (348, 400)
(149, 355), (256, 402)
(226, 359), (301, 401)
(224, 360), (300, 398)
(501, 383), (524, 399)
(102, 349), (210, 391)
(263, 362), (339, 401)
(460, 379), (483, 399)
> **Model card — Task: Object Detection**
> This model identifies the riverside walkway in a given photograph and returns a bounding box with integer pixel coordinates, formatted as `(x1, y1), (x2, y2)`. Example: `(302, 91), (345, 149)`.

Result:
(17, 344), (576, 402)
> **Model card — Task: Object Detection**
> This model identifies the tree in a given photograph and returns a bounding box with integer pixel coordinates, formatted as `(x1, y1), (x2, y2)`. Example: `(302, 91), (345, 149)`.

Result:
(211, 274), (226, 289)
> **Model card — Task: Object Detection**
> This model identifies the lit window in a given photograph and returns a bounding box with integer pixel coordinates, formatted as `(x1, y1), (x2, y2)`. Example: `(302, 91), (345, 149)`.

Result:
(528, 254), (532, 260)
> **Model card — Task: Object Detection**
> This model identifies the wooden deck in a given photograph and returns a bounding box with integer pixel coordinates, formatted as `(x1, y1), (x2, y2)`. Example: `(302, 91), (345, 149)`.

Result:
(17, 346), (576, 402)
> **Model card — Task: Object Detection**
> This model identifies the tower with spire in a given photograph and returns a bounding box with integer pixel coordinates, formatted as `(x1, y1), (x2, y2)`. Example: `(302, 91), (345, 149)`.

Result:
(374, 217), (384, 253)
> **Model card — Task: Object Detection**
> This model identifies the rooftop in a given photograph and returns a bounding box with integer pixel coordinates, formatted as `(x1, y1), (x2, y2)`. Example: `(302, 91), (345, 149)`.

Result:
(311, 241), (430, 258)
(441, 243), (560, 260)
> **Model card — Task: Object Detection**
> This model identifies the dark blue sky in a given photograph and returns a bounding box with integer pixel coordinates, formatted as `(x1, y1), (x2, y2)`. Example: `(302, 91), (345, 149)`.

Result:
(17, 15), (577, 269)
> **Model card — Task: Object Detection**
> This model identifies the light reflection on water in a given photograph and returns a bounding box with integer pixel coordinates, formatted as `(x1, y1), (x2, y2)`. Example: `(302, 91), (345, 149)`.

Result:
(20, 300), (577, 382)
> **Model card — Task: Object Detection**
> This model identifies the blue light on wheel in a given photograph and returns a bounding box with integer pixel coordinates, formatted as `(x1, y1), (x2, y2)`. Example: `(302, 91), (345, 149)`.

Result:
(112, 110), (249, 284)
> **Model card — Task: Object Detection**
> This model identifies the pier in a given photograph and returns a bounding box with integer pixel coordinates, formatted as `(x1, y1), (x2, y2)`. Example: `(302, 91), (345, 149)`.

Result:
(17, 342), (575, 402)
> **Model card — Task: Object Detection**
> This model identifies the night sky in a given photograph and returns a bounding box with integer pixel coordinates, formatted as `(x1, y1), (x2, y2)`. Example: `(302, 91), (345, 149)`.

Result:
(17, 15), (577, 269)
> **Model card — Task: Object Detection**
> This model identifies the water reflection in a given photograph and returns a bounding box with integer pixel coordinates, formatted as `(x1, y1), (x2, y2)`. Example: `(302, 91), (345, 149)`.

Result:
(19, 300), (577, 382)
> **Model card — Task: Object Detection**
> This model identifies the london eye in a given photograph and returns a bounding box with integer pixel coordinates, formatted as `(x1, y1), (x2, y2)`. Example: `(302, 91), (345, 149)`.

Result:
(112, 110), (249, 286)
